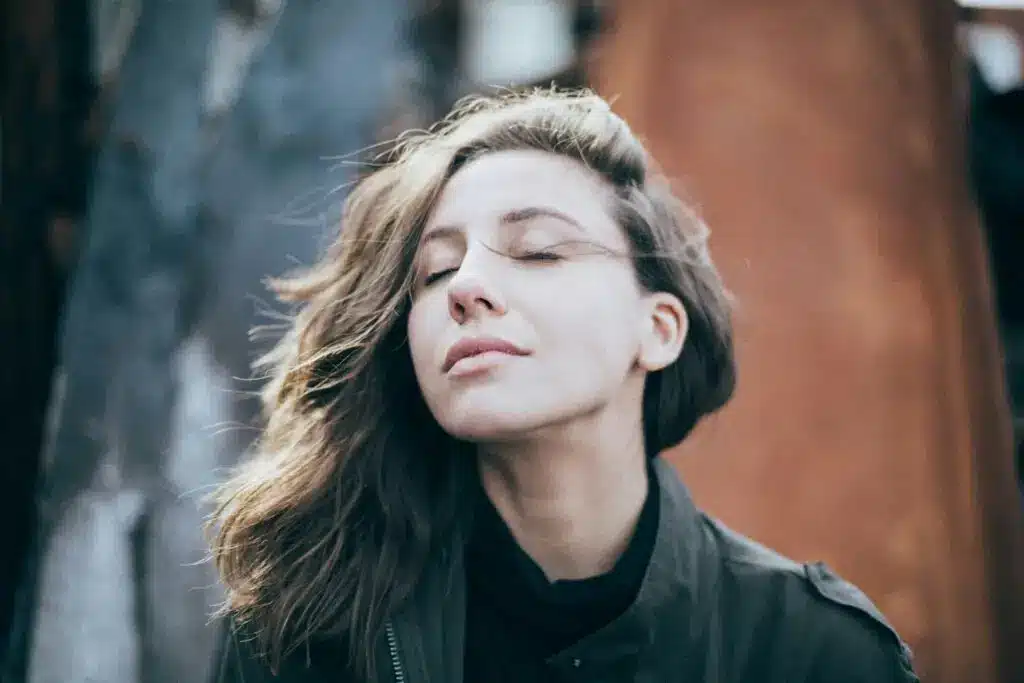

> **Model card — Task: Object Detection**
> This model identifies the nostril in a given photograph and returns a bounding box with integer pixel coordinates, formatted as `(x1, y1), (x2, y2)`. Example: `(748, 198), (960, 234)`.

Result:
(447, 274), (504, 320)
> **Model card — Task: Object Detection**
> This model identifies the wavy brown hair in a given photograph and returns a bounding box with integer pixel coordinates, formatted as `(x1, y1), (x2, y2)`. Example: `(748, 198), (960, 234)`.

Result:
(209, 88), (736, 678)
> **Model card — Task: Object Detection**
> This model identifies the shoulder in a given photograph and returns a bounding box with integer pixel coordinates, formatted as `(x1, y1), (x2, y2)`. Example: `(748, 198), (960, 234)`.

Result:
(213, 621), (271, 683)
(797, 561), (920, 682)
(704, 517), (919, 682)
(212, 619), (353, 683)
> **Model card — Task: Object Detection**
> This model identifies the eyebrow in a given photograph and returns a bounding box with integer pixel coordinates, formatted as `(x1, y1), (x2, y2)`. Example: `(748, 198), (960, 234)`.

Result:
(421, 206), (584, 245)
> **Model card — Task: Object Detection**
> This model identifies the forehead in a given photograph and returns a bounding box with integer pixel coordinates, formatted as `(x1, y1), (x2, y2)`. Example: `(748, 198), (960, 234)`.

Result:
(428, 150), (613, 226)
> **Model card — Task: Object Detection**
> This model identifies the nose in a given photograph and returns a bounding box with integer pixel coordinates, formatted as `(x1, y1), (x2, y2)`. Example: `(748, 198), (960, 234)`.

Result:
(447, 269), (506, 324)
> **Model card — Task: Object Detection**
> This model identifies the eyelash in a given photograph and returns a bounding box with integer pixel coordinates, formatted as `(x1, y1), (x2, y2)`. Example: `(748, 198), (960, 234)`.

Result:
(518, 251), (562, 262)
(421, 251), (562, 287)
(423, 269), (457, 286)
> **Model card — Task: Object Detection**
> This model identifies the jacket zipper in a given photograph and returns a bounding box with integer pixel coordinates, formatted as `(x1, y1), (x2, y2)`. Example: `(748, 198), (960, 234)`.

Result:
(384, 621), (406, 683)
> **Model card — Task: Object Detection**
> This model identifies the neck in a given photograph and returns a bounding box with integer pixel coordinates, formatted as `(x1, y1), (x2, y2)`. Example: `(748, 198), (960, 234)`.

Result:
(477, 415), (650, 582)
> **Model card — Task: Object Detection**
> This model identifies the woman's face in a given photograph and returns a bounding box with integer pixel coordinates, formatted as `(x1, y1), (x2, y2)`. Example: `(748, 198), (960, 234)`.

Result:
(407, 149), (683, 442)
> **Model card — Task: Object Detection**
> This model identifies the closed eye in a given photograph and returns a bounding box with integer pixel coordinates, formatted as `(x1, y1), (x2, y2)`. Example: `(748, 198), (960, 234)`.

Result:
(423, 268), (458, 286)
(421, 251), (562, 288)
(515, 251), (562, 262)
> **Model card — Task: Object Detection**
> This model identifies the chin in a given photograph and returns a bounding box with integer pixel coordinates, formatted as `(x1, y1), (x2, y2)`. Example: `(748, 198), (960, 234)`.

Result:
(439, 413), (544, 443)
(434, 399), (552, 443)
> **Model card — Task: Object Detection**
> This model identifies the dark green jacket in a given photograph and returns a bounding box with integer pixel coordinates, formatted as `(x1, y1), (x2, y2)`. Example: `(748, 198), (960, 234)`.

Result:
(215, 458), (919, 683)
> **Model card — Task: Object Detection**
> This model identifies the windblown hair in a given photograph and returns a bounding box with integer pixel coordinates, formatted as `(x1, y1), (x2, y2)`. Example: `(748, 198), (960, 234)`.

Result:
(209, 88), (735, 678)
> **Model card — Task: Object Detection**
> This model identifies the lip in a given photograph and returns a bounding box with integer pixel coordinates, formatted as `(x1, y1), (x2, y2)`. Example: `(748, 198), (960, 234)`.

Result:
(442, 336), (531, 374)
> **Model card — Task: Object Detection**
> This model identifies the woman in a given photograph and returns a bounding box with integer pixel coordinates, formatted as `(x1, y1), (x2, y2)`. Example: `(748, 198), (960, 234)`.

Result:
(210, 90), (919, 683)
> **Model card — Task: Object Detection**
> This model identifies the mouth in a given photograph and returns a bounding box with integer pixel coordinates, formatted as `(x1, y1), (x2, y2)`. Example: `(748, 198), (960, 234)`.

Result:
(442, 336), (531, 374)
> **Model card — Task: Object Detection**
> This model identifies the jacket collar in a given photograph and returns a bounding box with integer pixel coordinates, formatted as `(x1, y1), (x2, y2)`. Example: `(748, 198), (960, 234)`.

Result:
(383, 457), (712, 683)
(543, 457), (713, 674)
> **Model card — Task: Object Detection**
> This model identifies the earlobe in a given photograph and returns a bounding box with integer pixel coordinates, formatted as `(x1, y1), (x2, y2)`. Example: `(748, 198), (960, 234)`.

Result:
(637, 293), (688, 372)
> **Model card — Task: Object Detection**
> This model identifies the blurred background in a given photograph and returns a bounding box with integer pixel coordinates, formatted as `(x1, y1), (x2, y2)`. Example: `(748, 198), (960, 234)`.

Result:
(1, 1), (1023, 682)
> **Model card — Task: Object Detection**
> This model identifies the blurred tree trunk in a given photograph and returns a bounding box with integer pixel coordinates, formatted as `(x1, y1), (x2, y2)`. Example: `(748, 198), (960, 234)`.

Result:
(0, 0), (95, 668)
(18, 1), (415, 681)
(594, 1), (1024, 682)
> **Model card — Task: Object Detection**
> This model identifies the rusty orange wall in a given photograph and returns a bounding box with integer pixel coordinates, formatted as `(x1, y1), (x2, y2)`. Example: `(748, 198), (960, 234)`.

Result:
(593, 2), (1024, 682)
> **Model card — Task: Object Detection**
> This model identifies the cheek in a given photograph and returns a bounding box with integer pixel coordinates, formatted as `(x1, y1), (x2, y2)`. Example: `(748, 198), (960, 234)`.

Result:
(542, 275), (644, 368)
(406, 302), (441, 379)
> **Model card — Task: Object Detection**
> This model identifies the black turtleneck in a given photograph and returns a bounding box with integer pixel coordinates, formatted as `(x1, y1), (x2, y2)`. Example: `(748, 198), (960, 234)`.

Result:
(463, 470), (660, 682)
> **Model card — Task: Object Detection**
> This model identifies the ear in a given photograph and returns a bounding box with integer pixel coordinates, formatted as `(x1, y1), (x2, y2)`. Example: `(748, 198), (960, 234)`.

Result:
(637, 292), (688, 372)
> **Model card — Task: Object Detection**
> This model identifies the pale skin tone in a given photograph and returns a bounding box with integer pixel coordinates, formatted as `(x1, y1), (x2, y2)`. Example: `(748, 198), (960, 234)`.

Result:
(407, 150), (688, 581)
